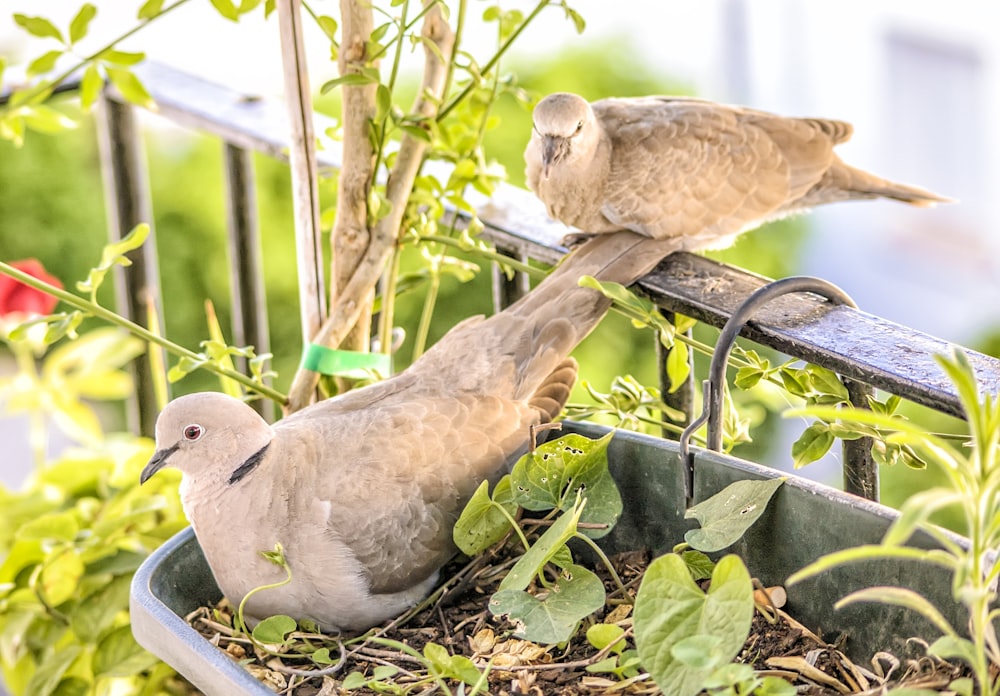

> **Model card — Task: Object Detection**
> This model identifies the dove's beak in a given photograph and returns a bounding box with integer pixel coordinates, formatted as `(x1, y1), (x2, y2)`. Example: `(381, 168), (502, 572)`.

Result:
(541, 136), (568, 179)
(141, 444), (178, 484)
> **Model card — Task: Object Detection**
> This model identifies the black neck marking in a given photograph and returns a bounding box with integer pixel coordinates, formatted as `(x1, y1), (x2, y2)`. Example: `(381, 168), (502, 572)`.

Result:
(228, 443), (271, 485)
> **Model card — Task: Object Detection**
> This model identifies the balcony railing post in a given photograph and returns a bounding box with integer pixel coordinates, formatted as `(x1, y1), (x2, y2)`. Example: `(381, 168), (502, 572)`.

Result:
(491, 247), (531, 313)
(842, 378), (878, 501)
(95, 93), (164, 437)
(222, 143), (274, 421)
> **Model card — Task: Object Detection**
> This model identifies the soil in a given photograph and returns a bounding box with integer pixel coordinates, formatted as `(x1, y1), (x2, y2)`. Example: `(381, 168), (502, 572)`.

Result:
(186, 544), (970, 695)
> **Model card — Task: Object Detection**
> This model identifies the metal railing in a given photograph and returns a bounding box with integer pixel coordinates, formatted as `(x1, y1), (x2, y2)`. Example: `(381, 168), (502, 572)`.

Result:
(5, 60), (1000, 503)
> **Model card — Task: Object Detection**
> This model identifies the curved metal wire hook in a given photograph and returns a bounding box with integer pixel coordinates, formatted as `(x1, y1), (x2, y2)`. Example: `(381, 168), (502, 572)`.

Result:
(678, 276), (858, 503)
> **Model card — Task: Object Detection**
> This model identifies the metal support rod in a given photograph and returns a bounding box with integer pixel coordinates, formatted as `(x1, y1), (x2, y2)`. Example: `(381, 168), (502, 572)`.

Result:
(95, 94), (164, 437)
(222, 143), (274, 422)
(679, 276), (876, 502)
(491, 247), (531, 313)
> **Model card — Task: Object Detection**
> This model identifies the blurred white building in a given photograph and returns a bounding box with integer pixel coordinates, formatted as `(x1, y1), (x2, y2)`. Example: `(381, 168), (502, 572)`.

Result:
(642, 0), (1000, 345)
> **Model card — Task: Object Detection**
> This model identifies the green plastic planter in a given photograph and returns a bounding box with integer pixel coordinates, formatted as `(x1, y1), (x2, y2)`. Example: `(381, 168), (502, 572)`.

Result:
(130, 422), (966, 695)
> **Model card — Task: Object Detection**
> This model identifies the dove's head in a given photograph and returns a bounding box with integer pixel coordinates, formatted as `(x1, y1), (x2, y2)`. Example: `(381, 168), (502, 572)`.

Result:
(531, 92), (598, 178)
(140, 392), (273, 486)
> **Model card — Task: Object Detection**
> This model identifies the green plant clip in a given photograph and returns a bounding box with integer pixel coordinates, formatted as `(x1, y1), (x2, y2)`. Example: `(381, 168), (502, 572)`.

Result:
(300, 343), (391, 380)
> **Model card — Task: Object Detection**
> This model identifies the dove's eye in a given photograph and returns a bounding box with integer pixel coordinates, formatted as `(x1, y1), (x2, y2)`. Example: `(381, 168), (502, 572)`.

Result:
(183, 424), (204, 441)
(574, 120), (583, 133)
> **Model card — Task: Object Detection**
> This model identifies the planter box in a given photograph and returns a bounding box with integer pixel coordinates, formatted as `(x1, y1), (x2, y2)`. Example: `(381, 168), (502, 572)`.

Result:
(130, 422), (965, 695)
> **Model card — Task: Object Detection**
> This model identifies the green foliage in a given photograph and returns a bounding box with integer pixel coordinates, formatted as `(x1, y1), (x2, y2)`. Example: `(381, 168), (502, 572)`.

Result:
(787, 348), (1000, 695)
(0, 349), (190, 696)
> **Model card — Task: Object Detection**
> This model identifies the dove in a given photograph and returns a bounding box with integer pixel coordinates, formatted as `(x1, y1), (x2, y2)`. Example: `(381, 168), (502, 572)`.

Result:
(140, 230), (682, 633)
(525, 92), (950, 249)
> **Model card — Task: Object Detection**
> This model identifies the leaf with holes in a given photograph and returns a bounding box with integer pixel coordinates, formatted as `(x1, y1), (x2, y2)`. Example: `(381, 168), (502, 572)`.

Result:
(684, 478), (784, 552)
(509, 432), (619, 538)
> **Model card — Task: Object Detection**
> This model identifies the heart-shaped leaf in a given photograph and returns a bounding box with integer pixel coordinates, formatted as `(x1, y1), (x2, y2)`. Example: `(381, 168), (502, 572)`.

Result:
(634, 554), (754, 696)
(510, 432), (620, 537)
(490, 563), (606, 644)
(684, 478), (784, 552)
(453, 476), (516, 556)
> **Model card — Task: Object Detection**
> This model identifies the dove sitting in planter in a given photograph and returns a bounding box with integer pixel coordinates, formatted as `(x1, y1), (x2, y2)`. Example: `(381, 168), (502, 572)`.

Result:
(141, 93), (947, 634)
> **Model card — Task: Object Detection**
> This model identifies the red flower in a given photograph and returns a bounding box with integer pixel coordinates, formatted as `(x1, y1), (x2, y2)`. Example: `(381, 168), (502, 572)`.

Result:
(0, 259), (62, 318)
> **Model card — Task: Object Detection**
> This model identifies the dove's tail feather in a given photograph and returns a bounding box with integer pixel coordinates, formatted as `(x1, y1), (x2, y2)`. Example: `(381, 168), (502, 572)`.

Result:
(789, 158), (953, 211)
(528, 358), (578, 422)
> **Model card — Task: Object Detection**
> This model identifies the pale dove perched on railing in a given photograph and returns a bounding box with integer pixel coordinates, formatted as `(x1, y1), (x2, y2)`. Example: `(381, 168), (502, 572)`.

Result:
(140, 231), (681, 632)
(525, 92), (949, 249)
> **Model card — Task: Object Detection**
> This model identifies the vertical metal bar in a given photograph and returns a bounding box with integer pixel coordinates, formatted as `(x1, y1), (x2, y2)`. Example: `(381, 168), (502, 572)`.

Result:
(656, 310), (695, 436)
(491, 247), (531, 313)
(95, 94), (163, 437)
(222, 143), (274, 422)
(842, 378), (878, 501)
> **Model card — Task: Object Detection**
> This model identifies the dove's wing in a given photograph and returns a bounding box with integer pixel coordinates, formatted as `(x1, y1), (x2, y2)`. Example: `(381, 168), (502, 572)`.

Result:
(594, 97), (844, 247)
(281, 386), (540, 594)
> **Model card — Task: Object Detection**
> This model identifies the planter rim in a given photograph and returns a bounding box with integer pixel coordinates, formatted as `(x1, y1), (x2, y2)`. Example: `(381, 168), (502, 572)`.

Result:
(131, 526), (268, 693)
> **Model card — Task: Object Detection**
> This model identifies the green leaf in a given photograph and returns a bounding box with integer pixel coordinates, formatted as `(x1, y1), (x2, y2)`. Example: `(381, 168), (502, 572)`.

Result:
(835, 587), (956, 637)
(137, 0), (165, 20)
(105, 68), (155, 109)
(790, 422), (834, 467)
(252, 614), (297, 645)
(69, 4), (97, 45)
(424, 642), (482, 684)
(320, 72), (378, 94)
(927, 635), (978, 666)
(19, 104), (77, 133)
(788, 544), (958, 587)
(806, 365), (849, 401)
(317, 15), (338, 41)
(684, 478), (784, 552)
(680, 549), (715, 581)
(27, 50), (64, 77)
(79, 63), (103, 112)
(70, 574), (131, 638)
(14, 14), (64, 42)
(40, 549), (85, 606)
(666, 340), (690, 393)
(734, 365), (766, 390)
(453, 477), (516, 556)
(76, 223), (150, 300)
(778, 367), (809, 398)
(92, 625), (159, 677)
(98, 49), (145, 67)
(586, 623), (626, 654)
(24, 646), (82, 696)
(489, 564), (606, 644)
(17, 511), (79, 542)
(498, 496), (586, 593)
(209, 0), (240, 20)
(634, 554), (754, 696)
(509, 432), (620, 537)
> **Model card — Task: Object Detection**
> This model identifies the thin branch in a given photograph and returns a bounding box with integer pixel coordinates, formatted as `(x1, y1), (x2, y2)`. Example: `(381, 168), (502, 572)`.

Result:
(0, 261), (288, 405)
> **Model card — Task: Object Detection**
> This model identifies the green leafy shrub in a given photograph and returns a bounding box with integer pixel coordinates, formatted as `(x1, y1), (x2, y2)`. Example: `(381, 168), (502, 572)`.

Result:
(0, 330), (192, 695)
